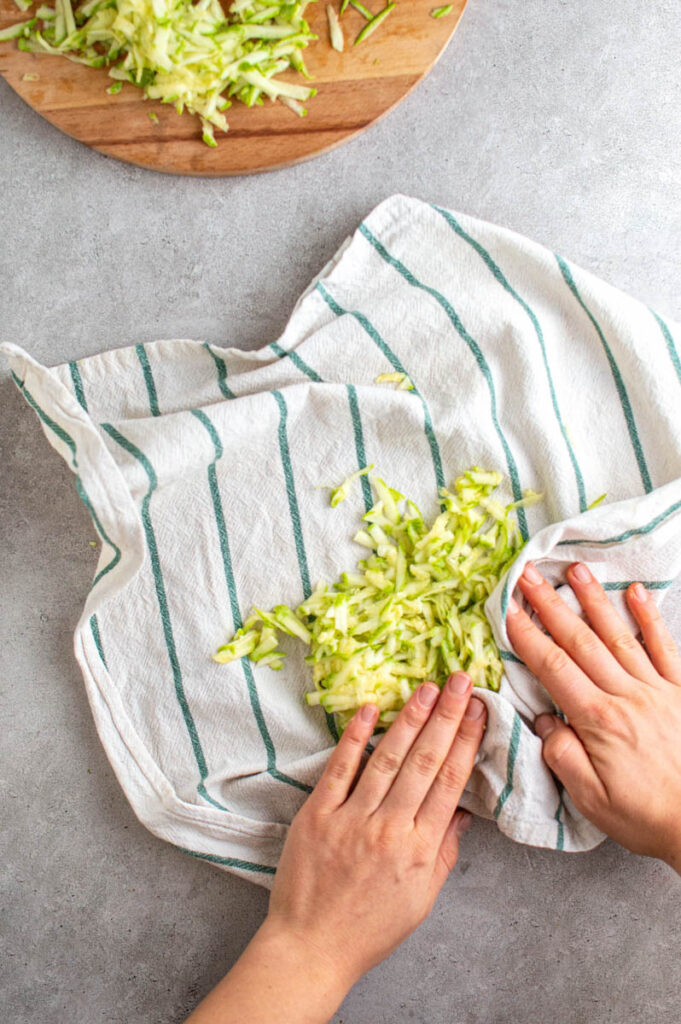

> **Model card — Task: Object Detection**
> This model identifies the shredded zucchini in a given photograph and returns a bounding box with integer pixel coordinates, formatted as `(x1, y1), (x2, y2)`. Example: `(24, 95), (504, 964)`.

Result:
(326, 3), (343, 51)
(348, 0), (371, 18)
(215, 467), (534, 732)
(0, 19), (31, 38)
(353, 0), (394, 45)
(6, 0), (317, 145)
(329, 463), (373, 507)
(375, 371), (414, 390)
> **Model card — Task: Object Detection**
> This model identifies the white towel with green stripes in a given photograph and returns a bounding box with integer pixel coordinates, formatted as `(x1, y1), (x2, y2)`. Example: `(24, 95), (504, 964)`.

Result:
(4, 194), (681, 886)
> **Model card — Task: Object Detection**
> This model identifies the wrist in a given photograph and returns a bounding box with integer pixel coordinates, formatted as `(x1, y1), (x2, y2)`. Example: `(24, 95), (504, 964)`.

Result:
(252, 917), (354, 1017)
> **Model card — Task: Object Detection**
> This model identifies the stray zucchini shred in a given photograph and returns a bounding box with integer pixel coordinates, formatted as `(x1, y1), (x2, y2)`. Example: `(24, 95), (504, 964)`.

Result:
(326, 3), (343, 51)
(348, 0), (371, 17)
(375, 371), (414, 390)
(354, 1), (395, 45)
(329, 464), (373, 507)
(214, 467), (541, 732)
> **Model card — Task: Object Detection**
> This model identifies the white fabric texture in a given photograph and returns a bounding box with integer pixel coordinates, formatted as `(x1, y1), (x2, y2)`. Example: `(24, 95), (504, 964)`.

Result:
(4, 194), (681, 887)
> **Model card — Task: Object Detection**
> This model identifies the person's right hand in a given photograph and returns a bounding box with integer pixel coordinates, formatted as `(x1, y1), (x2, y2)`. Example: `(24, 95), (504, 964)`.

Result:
(506, 561), (681, 873)
(187, 678), (486, 1024)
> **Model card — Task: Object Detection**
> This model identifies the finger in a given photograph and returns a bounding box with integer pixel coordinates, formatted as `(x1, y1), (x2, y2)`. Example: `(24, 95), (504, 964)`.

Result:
(566, 563), (656, 682)
(347, 752), (371, 797)
(518, 563), (629, 695)
(627, 583), (681, 685)
(351, 682), (441, 813)
(535, 714), (606, 815)
(506, 597), (602, 720)
(430, 809), (472, 893)
(416, 697), (486, 841)
(381, 673), (474, 818)
(310, 703), (379, 812)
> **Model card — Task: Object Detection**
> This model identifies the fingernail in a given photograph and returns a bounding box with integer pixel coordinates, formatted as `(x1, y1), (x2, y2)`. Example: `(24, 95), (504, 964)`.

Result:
(631, 582), (647, 602)
(453, 810), (472, 836)
(571, 562), (592, 583)
(465, 697), (486, 720)
(418, 683), (439, 708)
(360, 703), (378, 723)
(523, 562), (543, 585)
(447, 672), (471, 695)
(507, 596), (520, 615)
(535, 714), (557, 739)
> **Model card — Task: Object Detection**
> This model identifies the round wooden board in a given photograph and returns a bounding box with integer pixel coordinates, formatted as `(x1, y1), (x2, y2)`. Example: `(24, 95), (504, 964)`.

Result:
(0, 0), (466, 175)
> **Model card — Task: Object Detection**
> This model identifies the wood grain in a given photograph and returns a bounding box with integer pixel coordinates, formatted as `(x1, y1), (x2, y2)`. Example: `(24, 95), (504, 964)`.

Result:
(0, 0), (467, 176)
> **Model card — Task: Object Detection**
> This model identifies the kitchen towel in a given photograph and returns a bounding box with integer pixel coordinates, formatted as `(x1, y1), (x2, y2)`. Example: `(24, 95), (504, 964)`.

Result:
(5, 194), (681, 887)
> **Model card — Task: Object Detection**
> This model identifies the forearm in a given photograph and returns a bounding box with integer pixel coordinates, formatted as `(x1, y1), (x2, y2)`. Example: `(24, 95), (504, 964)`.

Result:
(185, 920), (351, 1024)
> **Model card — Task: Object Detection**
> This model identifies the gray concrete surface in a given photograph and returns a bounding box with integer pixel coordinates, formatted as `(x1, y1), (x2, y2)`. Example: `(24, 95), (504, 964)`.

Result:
(2, 0), (681, 1020)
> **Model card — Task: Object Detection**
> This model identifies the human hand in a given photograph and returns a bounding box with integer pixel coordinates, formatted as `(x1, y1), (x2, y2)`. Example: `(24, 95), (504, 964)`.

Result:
(185, 678), (486, 1024)
(506, 561), (681, 872)
(262, 675), (487, 994)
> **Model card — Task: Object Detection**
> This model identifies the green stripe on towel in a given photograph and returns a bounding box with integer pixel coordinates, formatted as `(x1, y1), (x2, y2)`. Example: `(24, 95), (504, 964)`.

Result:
(272, 391), (312, 599)
(135, 343), (161, 417)
(434, 206), (587, 515)
(270, 339), (375, 519)
(556, 255), (652, 494)
(269, 343), (374, 531)
(197, 782), (234, 811)
(271, 391), (338, 744)
(270, 341), (323, 383)
(176, 845), (276, 875)
(69, 361), (89, 412)
(316, 281), (445, 498)
(651, 309), (681, 387)
(203, 343), (236, 400)
(557, 498), (681, 548)
(346, 384), (373, 514)
(499, 649), (524, 664)
(603, 579), (674, 591)
(11, 373), (122, 589)
(554, 791), (565, 851)
(493, 711), (522, 819)
(190, 408), (315, 787)
(358, 223), (529, 539)
(89, 614), (107, 668)
(101, 422), (232, 810)
(12, 371), (77, 461)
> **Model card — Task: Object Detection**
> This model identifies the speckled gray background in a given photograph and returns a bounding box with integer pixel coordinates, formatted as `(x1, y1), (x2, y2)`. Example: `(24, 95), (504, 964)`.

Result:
(2, 1), (681, 1021)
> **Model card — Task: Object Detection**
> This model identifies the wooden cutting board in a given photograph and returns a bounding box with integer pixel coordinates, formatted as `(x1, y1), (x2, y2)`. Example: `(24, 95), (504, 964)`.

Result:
(0, 0), (466, 175)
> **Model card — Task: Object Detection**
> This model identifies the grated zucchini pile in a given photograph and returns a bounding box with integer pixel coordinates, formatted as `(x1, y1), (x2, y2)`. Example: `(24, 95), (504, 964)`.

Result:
(214, 468), (540, 732)
(1, 0), (317, 145)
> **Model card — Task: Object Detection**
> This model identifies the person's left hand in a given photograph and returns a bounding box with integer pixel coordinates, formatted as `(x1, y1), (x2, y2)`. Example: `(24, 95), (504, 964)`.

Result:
(262, 675), (487, 993)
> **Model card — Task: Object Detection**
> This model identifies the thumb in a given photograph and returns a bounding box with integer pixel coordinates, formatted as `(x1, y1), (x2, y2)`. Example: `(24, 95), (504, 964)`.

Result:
(535, 715), (605, 817)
